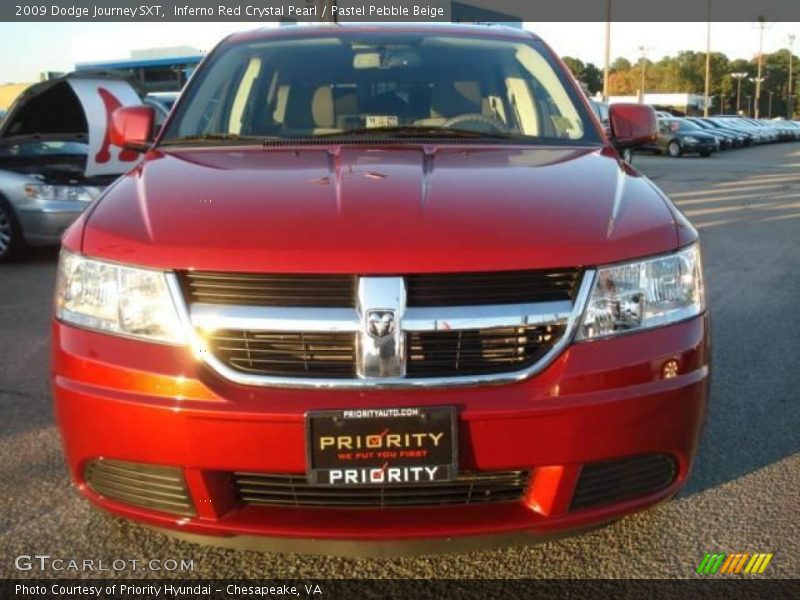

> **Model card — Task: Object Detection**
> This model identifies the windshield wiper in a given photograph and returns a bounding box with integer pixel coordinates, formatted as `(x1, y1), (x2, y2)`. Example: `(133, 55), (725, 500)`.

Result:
(315, 126), (522, 140)
(161, 133), (279, 145)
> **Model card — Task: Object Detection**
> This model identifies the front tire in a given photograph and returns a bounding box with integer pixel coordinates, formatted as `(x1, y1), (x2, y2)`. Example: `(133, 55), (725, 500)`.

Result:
(699, 150), (712, 157)
(0, 197), (25, 263)
(668, 141), (682, 158)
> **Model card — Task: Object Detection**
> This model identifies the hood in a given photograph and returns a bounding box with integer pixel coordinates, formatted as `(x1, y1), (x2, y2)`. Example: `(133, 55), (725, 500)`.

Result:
(0, 72), (144, 177)
(80, 144), (686, 273)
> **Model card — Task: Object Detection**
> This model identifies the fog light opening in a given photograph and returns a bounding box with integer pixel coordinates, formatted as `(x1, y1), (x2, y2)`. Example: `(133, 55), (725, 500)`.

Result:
(662, 359), (680, 379)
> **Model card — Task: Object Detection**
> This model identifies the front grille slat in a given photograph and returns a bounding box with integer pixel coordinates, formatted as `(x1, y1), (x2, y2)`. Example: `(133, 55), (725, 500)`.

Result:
(207, 330), (357, 378)
(406, 270), (581, 306)
(184, 272), (356, 307)
(182, 269), (581, 309)
(84, 459), (196, 517)
(407, 325), (564, 378)
(234, 471), (530, 508)
(570, 454), (677, 512)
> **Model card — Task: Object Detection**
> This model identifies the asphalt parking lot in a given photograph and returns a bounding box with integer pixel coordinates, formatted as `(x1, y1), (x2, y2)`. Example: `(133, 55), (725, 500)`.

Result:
(0, 142), (798, 579)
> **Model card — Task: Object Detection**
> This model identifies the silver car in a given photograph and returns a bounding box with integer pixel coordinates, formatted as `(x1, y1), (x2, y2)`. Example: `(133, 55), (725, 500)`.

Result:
(0, 74), (138, 261)
(0, 140), (108, 259)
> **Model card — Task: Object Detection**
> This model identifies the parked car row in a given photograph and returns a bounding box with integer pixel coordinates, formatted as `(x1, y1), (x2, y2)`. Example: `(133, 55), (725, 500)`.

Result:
(641, 113), (800, 158)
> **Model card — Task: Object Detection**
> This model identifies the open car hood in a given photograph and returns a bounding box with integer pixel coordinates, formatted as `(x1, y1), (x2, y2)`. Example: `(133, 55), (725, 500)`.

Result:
(0, 72), (144, 177)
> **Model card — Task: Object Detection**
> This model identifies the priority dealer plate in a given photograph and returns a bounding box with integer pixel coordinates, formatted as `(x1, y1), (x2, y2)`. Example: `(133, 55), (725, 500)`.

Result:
(306, 406), (457, 486)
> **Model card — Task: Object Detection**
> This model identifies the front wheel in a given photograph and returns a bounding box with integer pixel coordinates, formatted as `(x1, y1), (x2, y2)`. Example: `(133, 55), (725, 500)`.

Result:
(699, 150), (712, 157)
(668, 141), (682, 158)
(0, 197), (28, 262)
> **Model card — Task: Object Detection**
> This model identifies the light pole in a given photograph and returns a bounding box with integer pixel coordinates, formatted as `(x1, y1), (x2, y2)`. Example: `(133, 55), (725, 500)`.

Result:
(768, 90), (774, 118)
(750, 76), (765, 117)
(638, 45), (649, 103)
(755, 16), (766, 118)
(789, 34), (796, 118)
(745, 94), (752, 117)
(704, 0), (712, 116)
(731, 72), (747, 113)
(603, 0), (611, 101)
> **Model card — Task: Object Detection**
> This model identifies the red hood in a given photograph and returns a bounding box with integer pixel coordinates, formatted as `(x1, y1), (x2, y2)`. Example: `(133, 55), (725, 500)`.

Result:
(79, 144), (685, 272)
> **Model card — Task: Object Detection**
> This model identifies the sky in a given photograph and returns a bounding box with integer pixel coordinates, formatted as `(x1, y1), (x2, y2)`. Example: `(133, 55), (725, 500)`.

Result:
(0, 21), (799, 83)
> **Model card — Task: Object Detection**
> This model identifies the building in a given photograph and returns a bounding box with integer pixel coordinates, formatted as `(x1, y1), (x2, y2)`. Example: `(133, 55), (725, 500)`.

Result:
(75, 47), (204, 93)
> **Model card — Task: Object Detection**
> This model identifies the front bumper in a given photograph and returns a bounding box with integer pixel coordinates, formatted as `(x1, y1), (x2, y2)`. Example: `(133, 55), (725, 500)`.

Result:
(682, 141), (716, 154)
(16, 200), (88, 245)
(53, 315), (710, 552)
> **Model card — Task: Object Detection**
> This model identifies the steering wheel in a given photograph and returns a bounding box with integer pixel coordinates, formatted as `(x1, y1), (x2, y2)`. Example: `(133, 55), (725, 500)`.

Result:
(441, 113), (509, 133)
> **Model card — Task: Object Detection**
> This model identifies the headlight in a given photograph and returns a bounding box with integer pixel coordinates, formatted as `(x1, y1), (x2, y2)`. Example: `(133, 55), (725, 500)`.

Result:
(577, 244), (705, 340)
(25, 183), (93, 202)
(683, 136), (699, 143)
(55, 251), (185, 344)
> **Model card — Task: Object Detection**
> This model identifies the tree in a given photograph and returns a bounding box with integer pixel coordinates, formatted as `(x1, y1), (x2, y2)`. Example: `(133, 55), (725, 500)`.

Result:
(561, 57), (603, 95)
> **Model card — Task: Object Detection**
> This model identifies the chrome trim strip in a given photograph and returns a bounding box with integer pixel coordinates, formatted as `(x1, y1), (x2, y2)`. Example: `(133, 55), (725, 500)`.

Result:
(189, 301), (574, 334)
(403, 301), (573, 332)
(165, 270), (597, 390)
(190, 304), (359, 333)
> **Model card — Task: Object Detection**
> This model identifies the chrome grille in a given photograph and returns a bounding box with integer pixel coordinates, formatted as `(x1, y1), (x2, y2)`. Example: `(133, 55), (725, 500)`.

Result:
(234, 470), (530, 508)
(173, 269), (595, 387)
(84, 459), (195, 517)
(570, 454), (677, 512)
(206, 330), (357, 378)
(407, 324), (565, 377)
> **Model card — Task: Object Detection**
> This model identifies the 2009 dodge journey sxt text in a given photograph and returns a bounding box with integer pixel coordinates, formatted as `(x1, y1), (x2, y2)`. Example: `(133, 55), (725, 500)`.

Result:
(52, 24), (709, 555)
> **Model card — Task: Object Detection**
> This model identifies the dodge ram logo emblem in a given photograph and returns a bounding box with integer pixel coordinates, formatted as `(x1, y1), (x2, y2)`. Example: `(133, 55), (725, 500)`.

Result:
(367, 310), (396, 338)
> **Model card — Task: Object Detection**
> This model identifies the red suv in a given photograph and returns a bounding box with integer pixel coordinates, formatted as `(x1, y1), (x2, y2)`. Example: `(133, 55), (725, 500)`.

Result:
(52, 24), (709, 555)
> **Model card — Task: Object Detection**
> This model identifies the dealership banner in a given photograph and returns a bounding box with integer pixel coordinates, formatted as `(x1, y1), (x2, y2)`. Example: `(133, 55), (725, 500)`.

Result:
(4, 0), (800, 22)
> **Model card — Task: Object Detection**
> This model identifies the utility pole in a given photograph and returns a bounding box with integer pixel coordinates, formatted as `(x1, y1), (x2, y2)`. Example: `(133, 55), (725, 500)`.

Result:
(638, 45), (648, 103)
(755, 16), (766, 118)
(750, 76), (765, 116)
(731, 72), (747, 113)
(704, 0), (712, 116)
(603, 0), (611, 101)
(789, 34), (796, 118)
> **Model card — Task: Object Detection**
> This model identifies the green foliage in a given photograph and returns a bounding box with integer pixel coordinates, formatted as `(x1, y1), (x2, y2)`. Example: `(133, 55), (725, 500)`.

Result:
(599, 48), (799, 116)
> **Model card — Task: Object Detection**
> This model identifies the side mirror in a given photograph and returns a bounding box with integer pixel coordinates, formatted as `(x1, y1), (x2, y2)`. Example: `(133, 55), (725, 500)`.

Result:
(608, 103), (658, 147)
(109, 105), (155, 153)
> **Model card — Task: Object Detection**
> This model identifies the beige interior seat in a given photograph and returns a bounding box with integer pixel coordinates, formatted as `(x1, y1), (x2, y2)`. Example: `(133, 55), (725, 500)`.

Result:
(283, 85), (341, 135)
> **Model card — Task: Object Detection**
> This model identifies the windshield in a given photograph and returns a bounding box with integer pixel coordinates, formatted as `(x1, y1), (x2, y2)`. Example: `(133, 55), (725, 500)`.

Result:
(161, 32), (595, 145)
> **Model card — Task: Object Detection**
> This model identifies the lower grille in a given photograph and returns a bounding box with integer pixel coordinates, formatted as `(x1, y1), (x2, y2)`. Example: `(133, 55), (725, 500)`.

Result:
(407, 324), (564, 378)
(234, 470), (531, 508)
(84, 459), (195, 517)
(570, 454), (677, 512)
(207, 330), (357, 378)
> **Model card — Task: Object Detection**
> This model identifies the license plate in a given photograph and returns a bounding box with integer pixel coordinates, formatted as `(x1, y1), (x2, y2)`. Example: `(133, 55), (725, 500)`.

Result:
(305, 406), (457, 486)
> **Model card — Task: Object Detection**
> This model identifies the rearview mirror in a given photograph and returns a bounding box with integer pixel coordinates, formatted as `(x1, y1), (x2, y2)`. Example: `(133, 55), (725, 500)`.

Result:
(608, 104), (658, 147)
(109, 105), (155, 153)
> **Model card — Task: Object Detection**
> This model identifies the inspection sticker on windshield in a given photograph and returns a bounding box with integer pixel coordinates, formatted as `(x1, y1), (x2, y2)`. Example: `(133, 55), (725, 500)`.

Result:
(306, 406), (457, 486)
(366, 115), (399, 129)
